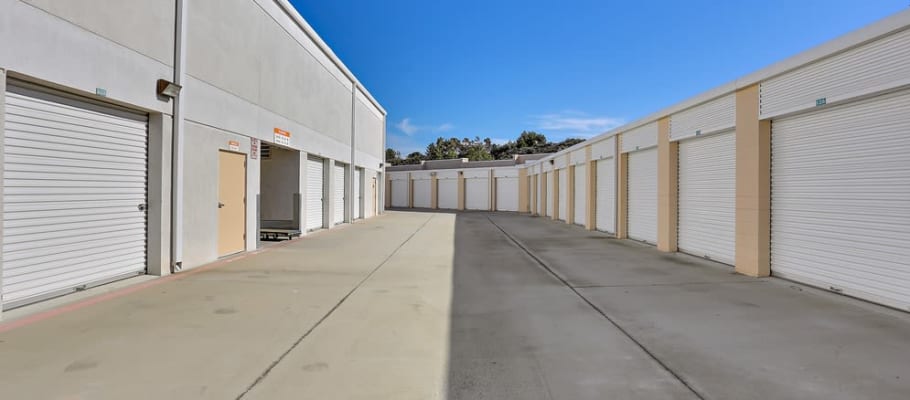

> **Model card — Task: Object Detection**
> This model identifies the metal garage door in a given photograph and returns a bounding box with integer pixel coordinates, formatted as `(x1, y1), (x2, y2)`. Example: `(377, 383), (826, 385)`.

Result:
(353, 168), (362, 219)
(391, 179), (408, 208)
(465, 177), (489, 210)
(596, 158), (615, 233)
(496, 177), (518, 212)
(306, 155), (324, 231)
(574, 166), (586, 226)
(627, 148), (658, 244)
(413, 179), (431, 208)
(2, 85), (148, 308)
(557, 169), (567, 221)
(678, 131), (736, 264)
(438, 178), (458, 209)
(333, 162), (346, 224)
(772, 90), (910, 311)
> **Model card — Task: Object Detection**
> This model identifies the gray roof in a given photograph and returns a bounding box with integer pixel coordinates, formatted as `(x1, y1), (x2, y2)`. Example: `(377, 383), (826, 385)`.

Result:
(386, 154), (556, 172)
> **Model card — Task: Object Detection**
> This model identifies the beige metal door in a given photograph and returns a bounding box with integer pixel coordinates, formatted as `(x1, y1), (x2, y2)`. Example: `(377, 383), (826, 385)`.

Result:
(218, 151), (246, 257)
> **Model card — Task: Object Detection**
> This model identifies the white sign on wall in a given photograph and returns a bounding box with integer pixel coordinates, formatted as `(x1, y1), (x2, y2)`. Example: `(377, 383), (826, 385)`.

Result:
(274, 128), (291, 146)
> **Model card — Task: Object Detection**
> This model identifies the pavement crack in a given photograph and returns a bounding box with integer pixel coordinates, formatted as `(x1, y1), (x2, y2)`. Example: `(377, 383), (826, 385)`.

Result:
(485, 215), (708, 400)
(234, 214), (436, 400)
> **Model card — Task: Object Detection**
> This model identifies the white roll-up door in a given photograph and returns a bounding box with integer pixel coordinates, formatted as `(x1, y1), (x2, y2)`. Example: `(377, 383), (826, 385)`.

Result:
(627, 148), (658, 244)
(465, 177), (489, 210)
(438, 178), (458, 209)
(2, 85), (148, 308)
(413, 179), (431, 208)
(333, 162), (346, 224)
(496, 177), (518, 211)
(678, 131), (736, 265)
(558, 169), (567, 221)
(574, 166), (586, 226)
(595, 158), (615, 233)
(391, 179), (408, 208)
(306, 156), (324, 231)
(772, 89), (910, 311)
(353, 168), (362, 219)
(546, 172), (554, 217)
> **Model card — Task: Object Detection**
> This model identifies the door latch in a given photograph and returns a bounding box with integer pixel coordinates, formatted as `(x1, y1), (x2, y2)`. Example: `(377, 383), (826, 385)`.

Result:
(137, 203), (148, 211)
(218, 202), (225, 208)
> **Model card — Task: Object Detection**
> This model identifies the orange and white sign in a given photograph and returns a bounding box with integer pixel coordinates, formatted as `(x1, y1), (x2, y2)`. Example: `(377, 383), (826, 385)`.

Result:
(274, 128), (291, 146)
(228, 140), (240, 151)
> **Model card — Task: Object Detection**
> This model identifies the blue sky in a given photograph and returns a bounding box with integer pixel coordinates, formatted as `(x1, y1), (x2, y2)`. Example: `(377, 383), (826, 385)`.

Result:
(290, 1), (908, 154)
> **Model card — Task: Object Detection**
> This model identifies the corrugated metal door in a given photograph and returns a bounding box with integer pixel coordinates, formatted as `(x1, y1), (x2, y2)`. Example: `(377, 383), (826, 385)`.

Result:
(574, 166), (586, 226)
(546, 172), (554, 217)
(353, 168), (362, 219)
(413, 179), (431, 208)
(595, 158), (615, 233)
(678, 131), (736, 264)
(391, 179), (408, 208)
(558, 169), (567, 221)
(496, 177), (518, 211)
(627, 148), (658, 244)
(306, 156), (324, 231)
(333, 163), (346, 224)
(437, 179), (458, 209)
(2, 86), (148, 308)
(772, 89), (910, 311)
(465, 177), (489, 210)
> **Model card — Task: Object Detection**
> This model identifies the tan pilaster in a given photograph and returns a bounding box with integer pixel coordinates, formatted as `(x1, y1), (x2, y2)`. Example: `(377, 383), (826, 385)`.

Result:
(489, 169), (495, 211)
(457, 171), (465, 210)
(551, 170), (559, 221)
(518, 168), (529, 213)
(385, 175), (392, 208)
(530, 174), (537, 215)
(408, 173), (414, 208)
(735, 84), (771, 277)
(657, 117), (678, 252)
(585, 146), (596, 230)
(431, 174), (438, 209)
(540, 173), (547, 216)
(616, 138), (629, 239)
(567, 164), (576, 225)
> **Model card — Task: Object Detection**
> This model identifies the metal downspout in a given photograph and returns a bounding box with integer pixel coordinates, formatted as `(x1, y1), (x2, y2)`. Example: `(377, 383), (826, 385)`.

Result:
(170, 0), (187, 272)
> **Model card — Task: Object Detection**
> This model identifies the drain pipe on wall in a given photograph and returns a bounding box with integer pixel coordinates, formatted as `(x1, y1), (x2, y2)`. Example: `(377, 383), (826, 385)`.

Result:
(350, 83), (357, 222)
(170, 0), (187, 273)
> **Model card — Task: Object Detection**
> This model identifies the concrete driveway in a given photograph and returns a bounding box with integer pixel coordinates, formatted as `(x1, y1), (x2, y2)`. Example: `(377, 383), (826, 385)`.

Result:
(0, 211), (907, 399)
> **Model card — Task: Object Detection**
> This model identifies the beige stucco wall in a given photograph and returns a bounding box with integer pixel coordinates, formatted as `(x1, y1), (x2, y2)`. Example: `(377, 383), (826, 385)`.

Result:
(431, 175), (438, 209)
(735, 84), (771, 277)
(567, 164), (576, 225)
(585, 146), (596, 230)
(616, 138), (629, 239)
(457, 173), (465, 210)
(657, 117), (679, 252)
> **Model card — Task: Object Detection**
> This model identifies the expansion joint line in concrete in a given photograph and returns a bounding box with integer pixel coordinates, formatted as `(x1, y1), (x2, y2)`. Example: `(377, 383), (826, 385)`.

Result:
(234, 214), (437, 400)
(484, 215), (707, 400)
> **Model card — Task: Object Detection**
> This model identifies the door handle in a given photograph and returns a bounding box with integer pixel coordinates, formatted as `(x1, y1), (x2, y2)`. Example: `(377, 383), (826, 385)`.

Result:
(137, 203), (148, 211)
(218, 202), (225, 208)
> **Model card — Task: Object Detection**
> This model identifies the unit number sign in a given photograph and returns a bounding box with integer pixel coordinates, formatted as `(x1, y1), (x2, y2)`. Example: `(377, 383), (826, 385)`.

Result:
(274, 128), (291, 146)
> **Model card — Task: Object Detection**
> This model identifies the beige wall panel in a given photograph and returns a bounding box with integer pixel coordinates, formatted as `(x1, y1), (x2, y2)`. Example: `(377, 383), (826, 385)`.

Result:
(735, 85), (771, 277)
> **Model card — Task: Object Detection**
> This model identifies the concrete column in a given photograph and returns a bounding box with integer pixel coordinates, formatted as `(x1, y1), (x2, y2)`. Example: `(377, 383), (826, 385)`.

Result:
(616, 139), (629, 238)
(298, 152), (309, 235)
(735, 84), (771, 277)
(147, 114), (173, 276)
(325, 159), (335, 228)
(657, 117), (678, 252)
(585, 146), (596, 230)
(430, 174), (438, 209)
(530, 174), (537, 215)
(489, 169), (495, 211)
(457, 171), (465, 210)
(518, 168), (529, 213)
(567, 164), (576, 225)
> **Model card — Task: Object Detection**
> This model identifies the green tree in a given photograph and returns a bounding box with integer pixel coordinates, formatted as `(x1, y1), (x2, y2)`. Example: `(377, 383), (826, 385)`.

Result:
(516, 131), (547, 148)
(426, 137), (460, 160)
(385, 148), (402, 166)
(400, 151), (425, 165)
